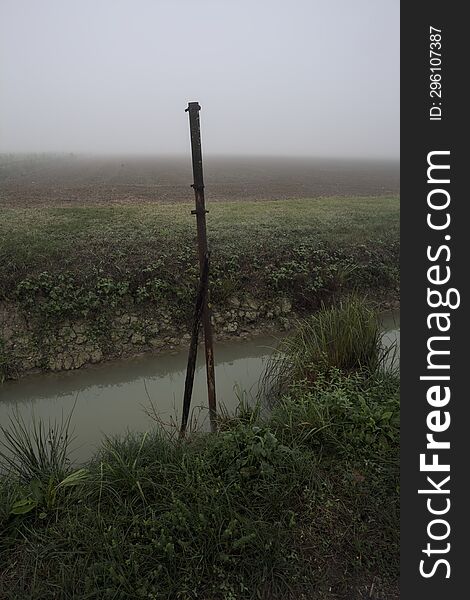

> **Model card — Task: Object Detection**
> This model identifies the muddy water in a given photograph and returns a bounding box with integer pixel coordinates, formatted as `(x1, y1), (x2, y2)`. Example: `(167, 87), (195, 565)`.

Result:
(0, 336), (279, 462)
(0, 313), (400, 463)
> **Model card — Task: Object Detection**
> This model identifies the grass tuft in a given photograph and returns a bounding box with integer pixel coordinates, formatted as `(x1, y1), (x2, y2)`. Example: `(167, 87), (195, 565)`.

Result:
(0, 407), (75, 482)
(262, 296), (395, 400)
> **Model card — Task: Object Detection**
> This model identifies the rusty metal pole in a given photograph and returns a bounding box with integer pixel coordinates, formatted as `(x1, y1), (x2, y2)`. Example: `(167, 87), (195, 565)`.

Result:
(180, 254), (209, 437)
(185, 101), (217, 432)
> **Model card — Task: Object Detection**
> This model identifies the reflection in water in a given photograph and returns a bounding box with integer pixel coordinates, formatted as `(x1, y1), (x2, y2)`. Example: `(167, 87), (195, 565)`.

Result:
(0, 313), (400, 463)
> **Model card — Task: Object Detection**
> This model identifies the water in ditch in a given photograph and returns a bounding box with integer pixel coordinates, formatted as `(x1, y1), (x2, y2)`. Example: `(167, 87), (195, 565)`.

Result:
(0, 311), (399, 463)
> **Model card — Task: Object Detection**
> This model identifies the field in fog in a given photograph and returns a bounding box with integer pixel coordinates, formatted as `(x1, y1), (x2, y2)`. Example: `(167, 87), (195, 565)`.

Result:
(0, 154), (399, 207)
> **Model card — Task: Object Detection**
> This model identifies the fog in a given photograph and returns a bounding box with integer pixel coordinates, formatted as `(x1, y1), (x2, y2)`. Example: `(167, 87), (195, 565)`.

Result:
(0, 0), (399, 158)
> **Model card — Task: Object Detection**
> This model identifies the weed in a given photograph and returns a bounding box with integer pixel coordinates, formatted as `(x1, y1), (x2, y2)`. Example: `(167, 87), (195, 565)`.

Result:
(0, 407), (76, 482)
(262, 296), (395, 400)
(1, 198), (399, 325)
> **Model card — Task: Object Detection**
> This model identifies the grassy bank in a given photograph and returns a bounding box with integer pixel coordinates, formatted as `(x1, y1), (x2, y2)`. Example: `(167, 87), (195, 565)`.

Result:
(0, 196), (399, 380)
(1, 197), (398, 318)
(0, 301), (399, 599)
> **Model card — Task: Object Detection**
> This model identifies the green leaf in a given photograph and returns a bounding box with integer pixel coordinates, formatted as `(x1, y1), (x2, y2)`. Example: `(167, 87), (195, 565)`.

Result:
(56, 468), (89, 489)
(10, 497), (38, 515)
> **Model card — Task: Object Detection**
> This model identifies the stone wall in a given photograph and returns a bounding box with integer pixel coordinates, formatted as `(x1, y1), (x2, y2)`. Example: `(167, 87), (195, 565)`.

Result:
(0, 296), (295, 380)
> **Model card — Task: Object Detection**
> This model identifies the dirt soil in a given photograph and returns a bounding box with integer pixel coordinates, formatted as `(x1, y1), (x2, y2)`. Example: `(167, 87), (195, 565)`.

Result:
(0, 155), (399, 207)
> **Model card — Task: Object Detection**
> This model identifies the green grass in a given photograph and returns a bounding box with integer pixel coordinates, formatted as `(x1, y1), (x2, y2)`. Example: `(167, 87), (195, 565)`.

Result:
(0, 302), (399, 599)
(0, 197), (399, 273)
(0, 410), (76, 483)
(262, 296), (397, 399)
(0, 197), (399, 323)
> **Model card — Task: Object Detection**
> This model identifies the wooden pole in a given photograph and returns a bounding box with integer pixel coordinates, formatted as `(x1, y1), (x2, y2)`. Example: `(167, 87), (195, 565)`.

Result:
(180, 254), (209, 437)
(185, 101), (217, 432)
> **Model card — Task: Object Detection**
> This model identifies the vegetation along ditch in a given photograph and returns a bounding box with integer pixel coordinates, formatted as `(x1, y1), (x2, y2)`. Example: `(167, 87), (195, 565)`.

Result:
(0, 196), (399, 381)
(0, 298), (400, 600)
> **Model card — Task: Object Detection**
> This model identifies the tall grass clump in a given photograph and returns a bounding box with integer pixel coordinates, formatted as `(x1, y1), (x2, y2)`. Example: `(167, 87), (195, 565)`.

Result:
(0, 410), (75, 482)
(263, 296), (391, 399)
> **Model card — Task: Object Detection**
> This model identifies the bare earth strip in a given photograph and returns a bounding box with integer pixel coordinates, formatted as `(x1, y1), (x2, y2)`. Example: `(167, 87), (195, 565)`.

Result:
(0, 155), (399, 207)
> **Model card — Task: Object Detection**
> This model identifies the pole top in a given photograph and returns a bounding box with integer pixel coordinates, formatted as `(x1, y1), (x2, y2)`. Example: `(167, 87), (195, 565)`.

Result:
(185, 101), (201, 112)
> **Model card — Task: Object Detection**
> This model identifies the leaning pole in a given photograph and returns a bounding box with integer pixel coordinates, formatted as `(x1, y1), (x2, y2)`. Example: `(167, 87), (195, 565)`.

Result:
(181, 101), (217, 434)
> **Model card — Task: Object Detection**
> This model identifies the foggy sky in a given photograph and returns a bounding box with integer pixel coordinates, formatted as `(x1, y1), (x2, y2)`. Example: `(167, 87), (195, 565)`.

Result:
(0, 0), (399, 158)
